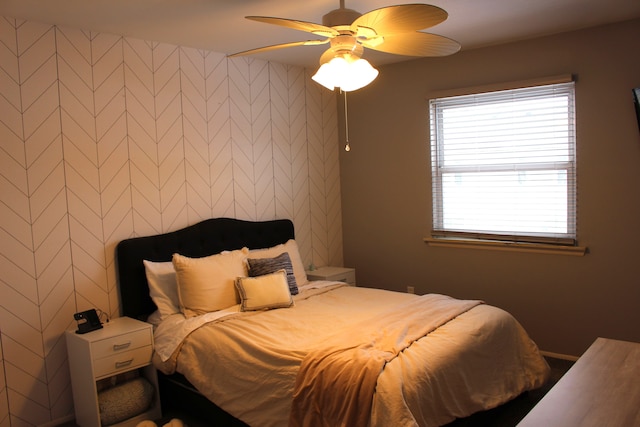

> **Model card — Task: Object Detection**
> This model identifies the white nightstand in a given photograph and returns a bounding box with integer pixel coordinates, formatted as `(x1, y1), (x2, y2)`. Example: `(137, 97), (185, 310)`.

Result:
(306, 266), (356, 285)
(66, 316), (161, 426)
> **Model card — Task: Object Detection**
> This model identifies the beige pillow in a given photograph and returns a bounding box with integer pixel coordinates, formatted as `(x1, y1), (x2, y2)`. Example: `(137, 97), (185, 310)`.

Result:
(248, 239), (308, 286)
(172, 248), (248, 317)
(235, 270), (293, 311)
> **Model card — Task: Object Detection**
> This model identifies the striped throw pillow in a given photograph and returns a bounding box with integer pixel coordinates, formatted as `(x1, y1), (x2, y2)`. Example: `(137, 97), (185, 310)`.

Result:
(247, 252), (298, 295)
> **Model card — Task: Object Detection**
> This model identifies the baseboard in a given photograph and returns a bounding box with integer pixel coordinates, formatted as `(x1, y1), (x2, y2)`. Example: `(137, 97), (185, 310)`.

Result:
(39, 414), (75, 427)
(540, 350), (579, 362)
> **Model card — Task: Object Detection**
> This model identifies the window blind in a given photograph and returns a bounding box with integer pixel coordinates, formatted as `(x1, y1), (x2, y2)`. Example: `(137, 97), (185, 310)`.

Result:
(429, 81), (576, 245)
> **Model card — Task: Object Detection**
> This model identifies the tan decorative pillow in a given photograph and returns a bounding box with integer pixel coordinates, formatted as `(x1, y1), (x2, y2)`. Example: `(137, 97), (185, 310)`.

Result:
(172, 248), (248, 317)
(235, 270), (293, 311)
(248, 239), (308, 286)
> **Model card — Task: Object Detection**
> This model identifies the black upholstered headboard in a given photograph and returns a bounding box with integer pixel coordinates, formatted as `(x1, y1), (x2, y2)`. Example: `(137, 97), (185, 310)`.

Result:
(116, 218), (295, 320)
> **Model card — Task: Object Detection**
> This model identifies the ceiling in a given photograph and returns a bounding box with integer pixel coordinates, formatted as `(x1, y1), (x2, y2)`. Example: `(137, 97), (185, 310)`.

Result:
(2, 0), (640, 69)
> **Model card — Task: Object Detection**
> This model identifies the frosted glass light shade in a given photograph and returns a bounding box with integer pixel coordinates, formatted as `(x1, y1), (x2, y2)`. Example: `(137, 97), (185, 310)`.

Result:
(312, 56), (379, 92)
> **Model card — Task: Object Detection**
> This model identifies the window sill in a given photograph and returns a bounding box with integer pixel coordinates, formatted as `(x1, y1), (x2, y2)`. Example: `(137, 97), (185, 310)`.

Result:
(423, 237), (587, 256)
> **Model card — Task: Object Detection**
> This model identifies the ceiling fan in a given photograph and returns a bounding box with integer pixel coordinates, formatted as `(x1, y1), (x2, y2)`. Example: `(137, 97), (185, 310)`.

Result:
(229, 1), (460, 91)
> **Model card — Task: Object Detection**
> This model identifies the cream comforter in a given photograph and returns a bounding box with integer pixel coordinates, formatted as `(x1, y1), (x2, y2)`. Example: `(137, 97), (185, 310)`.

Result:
(153, 283), (549, 427)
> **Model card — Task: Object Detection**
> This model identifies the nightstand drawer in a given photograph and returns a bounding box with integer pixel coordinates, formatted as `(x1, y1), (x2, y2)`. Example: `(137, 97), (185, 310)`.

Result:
(91, 328), (152, 359)
(93, 345), (153, 379)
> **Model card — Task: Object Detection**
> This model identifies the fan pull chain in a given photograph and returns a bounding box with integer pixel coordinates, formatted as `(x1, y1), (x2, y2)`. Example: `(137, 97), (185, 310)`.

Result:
(343, 90), (350, 152)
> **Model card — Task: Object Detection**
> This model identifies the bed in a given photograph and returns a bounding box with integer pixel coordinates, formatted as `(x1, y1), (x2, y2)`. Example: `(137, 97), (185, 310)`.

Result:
(116, 217), (550, 427)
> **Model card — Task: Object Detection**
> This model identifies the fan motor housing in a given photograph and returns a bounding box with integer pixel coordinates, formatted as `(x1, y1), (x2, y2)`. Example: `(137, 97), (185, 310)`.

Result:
(322, 8), (361, 28)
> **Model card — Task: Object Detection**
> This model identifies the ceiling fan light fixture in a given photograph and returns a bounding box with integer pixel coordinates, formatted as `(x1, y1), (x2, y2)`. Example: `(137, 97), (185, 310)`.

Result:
(312, 54), (378, 92)
(236, 3), (459, 91)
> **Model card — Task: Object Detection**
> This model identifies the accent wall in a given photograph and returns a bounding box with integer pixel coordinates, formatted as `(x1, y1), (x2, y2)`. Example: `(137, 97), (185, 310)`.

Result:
(0, 16), (341, 426)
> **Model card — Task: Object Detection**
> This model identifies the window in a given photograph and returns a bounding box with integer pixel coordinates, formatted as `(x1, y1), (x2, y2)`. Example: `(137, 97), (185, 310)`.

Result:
(429, 79), (576, 245)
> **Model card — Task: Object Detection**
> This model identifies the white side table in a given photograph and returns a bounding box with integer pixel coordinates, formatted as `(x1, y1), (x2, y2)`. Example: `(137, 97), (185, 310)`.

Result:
(66, 316), (161, 426)
(306, 266), (356, 285)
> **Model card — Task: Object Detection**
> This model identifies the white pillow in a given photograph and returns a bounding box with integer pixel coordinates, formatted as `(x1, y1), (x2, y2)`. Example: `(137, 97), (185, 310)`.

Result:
(143, 260), (180, 321)
(248, 239), (308, 286)
(172, 248), (248, 317)
(235, 270), (293, 311)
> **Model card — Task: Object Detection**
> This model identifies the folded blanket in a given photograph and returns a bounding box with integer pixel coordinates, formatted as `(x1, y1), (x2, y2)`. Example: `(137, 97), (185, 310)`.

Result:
(289, 294), (483, 427)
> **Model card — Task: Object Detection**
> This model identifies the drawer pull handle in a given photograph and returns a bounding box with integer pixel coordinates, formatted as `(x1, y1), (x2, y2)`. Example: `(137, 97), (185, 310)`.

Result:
(113, 341), (131, 351)
(115, 359), (134, 369)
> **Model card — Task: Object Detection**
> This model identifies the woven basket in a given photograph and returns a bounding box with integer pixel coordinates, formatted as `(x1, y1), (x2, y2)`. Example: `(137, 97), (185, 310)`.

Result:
(98, 377), (154, 426)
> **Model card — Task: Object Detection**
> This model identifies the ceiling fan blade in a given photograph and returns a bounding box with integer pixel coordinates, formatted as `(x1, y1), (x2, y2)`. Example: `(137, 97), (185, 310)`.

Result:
(246, 16), (339, 38)
(228, 39), (330, 57)
(362, 32), (460, 57)
(352, 4), (448, 36)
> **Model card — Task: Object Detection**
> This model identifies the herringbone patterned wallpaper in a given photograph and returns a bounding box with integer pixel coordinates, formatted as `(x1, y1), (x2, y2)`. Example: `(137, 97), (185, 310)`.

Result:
(0, 16), (341, 426)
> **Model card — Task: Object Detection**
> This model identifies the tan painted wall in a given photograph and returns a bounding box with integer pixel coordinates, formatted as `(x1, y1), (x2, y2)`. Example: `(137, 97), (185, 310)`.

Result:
(340, 19), (640, 357)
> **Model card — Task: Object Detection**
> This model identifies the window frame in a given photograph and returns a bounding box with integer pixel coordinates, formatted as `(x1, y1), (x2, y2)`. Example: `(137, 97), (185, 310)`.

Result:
(427, 75), (583, 252)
